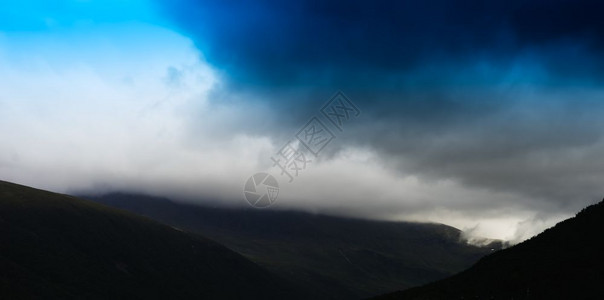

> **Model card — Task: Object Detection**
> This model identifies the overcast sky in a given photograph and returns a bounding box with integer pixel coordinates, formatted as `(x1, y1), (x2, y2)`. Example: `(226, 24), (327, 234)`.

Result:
(2, 0), (604, 243)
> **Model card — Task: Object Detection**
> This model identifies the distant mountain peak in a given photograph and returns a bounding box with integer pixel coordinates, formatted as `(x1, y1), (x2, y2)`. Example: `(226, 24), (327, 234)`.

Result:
(374, 198), (604, 300)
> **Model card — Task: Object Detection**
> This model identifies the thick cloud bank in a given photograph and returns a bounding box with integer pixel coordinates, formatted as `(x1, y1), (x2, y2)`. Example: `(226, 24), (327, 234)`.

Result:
(2, 0), (604, 241)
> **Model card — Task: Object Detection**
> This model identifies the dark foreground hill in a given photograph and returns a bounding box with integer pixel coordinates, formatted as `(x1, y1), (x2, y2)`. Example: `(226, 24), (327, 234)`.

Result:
(374, 200), (604, 300)
(87, 193), (502, 299)
(0, 181), (307, 299)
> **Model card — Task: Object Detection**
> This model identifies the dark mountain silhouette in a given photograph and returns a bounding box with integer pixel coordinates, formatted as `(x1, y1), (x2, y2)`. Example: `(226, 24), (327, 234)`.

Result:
(86, 193), (502, 299)
(0, 181), (309, 299)
(374, 200), (604, 300)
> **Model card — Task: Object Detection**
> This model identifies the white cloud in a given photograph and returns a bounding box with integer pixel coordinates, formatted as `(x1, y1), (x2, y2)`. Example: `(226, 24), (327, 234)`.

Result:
(0, 20), (592, 244)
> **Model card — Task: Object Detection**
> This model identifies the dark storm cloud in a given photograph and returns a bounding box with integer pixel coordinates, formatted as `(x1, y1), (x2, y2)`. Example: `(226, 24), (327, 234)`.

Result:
(157, 0), (604, 213)
(160, 0), (604, 88)
(158, 0), (604, 136)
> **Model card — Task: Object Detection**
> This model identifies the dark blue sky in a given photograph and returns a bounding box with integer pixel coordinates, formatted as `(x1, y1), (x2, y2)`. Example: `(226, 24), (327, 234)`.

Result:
(161, 0), (604, 88)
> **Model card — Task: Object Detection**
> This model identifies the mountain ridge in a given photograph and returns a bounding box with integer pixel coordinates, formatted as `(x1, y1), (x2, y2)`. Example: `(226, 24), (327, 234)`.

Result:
(85, 192), (503, 299)
(0, 180), (309, 299)
(373, 199), (604, 299)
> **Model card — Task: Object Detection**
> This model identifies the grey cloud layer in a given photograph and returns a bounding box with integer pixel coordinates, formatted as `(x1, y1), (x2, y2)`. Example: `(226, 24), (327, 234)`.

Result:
(157, 1), (604, 218)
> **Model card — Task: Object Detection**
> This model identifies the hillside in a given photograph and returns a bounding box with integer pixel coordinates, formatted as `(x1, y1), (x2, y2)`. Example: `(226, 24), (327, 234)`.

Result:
(374, 200), (604, 299)
(0, 181), (307, 299)
(86, 193), (502, 299)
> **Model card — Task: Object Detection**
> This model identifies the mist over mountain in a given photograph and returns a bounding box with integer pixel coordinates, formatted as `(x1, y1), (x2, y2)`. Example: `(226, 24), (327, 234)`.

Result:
(85, 192), (502, 299)
(2, 0), (604, 299)
(374, 199), (604, 299)
(4, 0), (604, 243)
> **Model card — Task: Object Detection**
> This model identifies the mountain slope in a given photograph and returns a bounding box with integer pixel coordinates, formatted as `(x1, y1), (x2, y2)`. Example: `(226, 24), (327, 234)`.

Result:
(86, 193), (502, 299)
(374, 200), (604, 300)
(0, 181), (307, 299)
